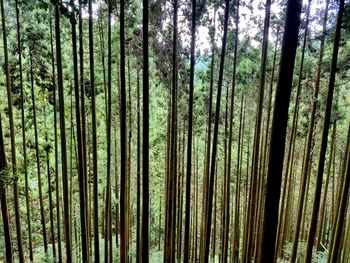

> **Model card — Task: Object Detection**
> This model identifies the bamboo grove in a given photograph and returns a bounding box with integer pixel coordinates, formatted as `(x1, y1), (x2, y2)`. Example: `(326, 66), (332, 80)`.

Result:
(0, 0), (350, 262)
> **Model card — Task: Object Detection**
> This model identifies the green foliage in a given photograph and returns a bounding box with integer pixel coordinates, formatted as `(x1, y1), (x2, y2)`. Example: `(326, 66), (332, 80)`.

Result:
(279, 242), (328, 263)
(0, 165), (12, 188)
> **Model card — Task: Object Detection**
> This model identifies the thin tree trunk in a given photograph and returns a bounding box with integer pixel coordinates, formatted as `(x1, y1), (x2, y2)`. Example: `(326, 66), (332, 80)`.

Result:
(70, 2), (88, 261)
(29, 52), (48, 253)
(200, 10), (216, 259)
(78, 0), (89, 253)
(128, 52), (134, 263)
(306, 0), (344, 260)
(50, 8), (62, 261)
(120, 0), (128, 261)
(183, 0), (196, 261)
(88, 1), (100, 261)
(222, 2), (239, 262)
(136, 70), (141, 263)
(44, 107), (56, 259)
(245, 1), (271, 260)
(142, 0), (150, 260)
(329, 124), (349, 263)
(328, 126), (350, 255)
(276, 98), (299, 258)
(316, 122), (336, 250)
(262, 28), (279, 177)
(98, 5), (108, 121)
(211, 164), (218, 261)
(54, 2), (72, 261)
(104, 1), (113, 262)
(0, 114), (13, 263)
(115, 124), (119, 250)
(242, 128), (251, 261)
(0, 0), (24, 260)
(233, 94), (244, 262)
(201, 1), (230, 261)
(15, 0), (33, 259)
(164, 0), (178, 261)
(220, 84), (229, 262)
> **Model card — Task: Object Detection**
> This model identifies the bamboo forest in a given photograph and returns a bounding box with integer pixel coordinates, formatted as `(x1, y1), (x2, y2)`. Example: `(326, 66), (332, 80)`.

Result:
(1, 0), (350, 262)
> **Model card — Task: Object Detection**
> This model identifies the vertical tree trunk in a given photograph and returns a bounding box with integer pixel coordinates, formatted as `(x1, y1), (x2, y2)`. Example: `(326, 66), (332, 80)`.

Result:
(194, 142), (199, 262)
(183, 0), (196, 261)
(54, 2), (72, 261)
(221, 67), (229, 263)
(242, 128), (251, 261)
(70, 2), (88, 261)
(127, 54), (132, 263)
(329, 124), (349, 263)
(258, 0), (302, 261)
(159, 197), (162, 250)
(0, 0), (24, 260)
(136, 70), (141, 263)
(276, 93), (299, 258)
(222, 2), (239, 262)
(88, 1), (100, 261)
(211, 164), (218, 261)
(232, 94), (244, 263)
(30, 52), (48, 254)
(245, 1), (271, 260)
(200, 10), (216, 259)
(44, 107), (56, 259)
(115, 124), (119, 250)
(316, 122), (336, 250)
(98, 6), (108, 121)
(15, 0), (33, 259)
(164, 0), (178, 261)
(305, 0), (344, 260)
(328, 125), (350, 256)
(120, 0), (128, 261)
(287, 0), (319, 260)
(50, 8), (63, 262)
(262, 27), (280, 178)
(276, 2), (311, 259)
(0, 114), (13, 263)
(78, 0), (89, 252)
(201, 1), (230, 262)
(104, 1), (113, 262)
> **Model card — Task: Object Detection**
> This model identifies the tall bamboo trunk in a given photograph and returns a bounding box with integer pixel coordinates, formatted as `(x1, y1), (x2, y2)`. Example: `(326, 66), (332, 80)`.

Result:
(54, 2), (72, 260)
